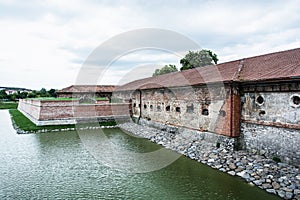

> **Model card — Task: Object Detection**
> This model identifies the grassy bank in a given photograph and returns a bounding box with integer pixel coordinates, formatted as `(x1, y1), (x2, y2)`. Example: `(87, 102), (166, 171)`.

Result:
(0, 101), (18, 109)
(9, 109), (75, 132)
(9, 109), (117, 133)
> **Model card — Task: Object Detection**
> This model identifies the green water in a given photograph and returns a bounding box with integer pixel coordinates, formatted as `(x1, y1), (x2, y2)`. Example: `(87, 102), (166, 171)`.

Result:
(0, 110), (280, 199)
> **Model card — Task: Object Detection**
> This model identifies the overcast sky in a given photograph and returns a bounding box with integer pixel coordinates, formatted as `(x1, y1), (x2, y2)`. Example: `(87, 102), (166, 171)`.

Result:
(0, 0), (300, 90)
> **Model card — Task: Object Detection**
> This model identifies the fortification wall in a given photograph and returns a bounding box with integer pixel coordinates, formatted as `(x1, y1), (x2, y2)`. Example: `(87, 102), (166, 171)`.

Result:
(18, 99), (130, 125)
(240, 83), (300, 165)
(241, 123), (300, 165)
(114, 84), (240, 137)
(17, 99), (42, 120)
(116, 82), (300, 165)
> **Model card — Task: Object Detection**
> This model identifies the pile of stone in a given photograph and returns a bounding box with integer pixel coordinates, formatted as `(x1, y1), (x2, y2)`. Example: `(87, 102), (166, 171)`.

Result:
(118, 122), (300, 200)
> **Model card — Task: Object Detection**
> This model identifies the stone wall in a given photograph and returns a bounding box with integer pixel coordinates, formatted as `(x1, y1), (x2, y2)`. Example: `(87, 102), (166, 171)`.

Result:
(241, 122), (300, 165)
(139, 118), (237, 151)
(240, 83), (300, 165)
(242, 91), (300, 128)
(18, 99), (130, 126)
(115, 82), (300, 165)
(114, 84), (240, 137)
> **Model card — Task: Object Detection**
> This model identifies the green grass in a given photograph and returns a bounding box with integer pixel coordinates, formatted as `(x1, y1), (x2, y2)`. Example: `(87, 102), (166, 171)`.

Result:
(0, 102), (18, 109)
(9, 109), (75, 132)
(27, 97), (78, 101)
(28, 97), (108, 101)
(9, 109), (117, 133)
(95, 97), (108, 100)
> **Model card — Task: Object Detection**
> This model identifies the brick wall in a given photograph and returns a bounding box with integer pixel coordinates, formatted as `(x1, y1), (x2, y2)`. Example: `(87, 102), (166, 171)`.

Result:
(18, 99), (42, 120)
(18, 99), (130, 125)
(114, 84), (241, 137)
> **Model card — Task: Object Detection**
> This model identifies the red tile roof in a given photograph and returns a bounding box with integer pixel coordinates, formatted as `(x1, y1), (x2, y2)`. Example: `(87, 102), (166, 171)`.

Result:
(58, 85), (116, 93)
(117, 48), (300, 91)
(237, 48), (300, 82)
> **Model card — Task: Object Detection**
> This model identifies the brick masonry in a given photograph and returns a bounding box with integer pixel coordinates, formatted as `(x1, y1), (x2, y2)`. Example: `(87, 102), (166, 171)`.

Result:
(17, 81), (300, 165)
(115, 84), (240, 137)
(18, 99), (131, 125)
(115, 81), (300, 165)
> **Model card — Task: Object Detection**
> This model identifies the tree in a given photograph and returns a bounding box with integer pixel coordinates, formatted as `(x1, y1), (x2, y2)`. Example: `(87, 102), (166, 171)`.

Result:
(152, 64), (178, 77)
(28, 90), (37, 98)
(40, 88), (47, 97)
(48, 89), (57, 98)
(0, 90), (8, 100)
(180, 49), (218, 71)
(19, 92), (28, 99)
(9, 93), (18, 101)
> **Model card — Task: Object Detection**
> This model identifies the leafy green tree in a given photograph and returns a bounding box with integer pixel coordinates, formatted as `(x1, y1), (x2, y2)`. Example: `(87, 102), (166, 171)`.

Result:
(153, 64), (178, 77)
(40, 88), (47, 97)
(28, 90), (37, 98)
(207, 50), (218, 65)
(19, 92), (28, 99)
(48, 89), (57, 98)
(180, 49), (218, 71)
(10, 93), (18, 101)
(0, 90), (8, 100)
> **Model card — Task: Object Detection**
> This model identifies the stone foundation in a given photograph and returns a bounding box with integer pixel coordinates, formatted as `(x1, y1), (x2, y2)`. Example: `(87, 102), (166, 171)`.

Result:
(241, 122), (300, 166)
(139, 118), (237, 151)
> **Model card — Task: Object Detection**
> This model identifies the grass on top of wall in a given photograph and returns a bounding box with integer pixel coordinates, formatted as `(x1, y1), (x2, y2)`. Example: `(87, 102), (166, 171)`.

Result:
(27, 97), (108, 101)
(9, 109), (117, 133)
(27, 97), (78, 101)
(0, 101), (18, 109)
(9, 109), (75, 132)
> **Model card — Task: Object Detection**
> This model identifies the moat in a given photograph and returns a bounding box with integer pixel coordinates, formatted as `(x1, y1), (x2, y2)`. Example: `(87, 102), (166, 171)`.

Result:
(0, 110), (280, 199)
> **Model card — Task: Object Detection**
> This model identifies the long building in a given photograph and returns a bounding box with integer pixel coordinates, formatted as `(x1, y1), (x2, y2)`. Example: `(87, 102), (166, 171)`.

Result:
(115, 47), (300, 165)
(18, 47), (300, 165)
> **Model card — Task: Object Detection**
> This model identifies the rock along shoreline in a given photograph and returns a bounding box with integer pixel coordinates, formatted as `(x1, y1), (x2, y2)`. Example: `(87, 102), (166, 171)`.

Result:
(118, 122), (300, 200)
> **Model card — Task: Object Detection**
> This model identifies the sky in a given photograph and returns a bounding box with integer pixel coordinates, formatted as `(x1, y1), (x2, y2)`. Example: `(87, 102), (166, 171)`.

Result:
(0, 0), (300, 90)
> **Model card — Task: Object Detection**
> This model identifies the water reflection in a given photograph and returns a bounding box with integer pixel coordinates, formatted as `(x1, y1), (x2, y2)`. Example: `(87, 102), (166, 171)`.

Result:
(0, 110), (280, 199)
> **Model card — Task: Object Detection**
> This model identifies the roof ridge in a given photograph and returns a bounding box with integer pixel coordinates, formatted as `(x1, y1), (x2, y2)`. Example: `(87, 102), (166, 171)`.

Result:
(215, 47), (300, 68)
(115, 47), (300, 91)
(232, 59), (245, 81)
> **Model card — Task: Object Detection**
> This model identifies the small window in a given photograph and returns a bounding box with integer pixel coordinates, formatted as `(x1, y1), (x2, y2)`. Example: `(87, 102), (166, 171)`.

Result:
(144, 104), (147, 109)
(290, 94), (300, 108)
(205, 99), (211, 105)
(176, 107), (181, 113)
(259, 110), (266, 116)
(256, 95), (264, 105)
(219, 110), (226, 117)
(202, 108), (209, 116)
(166, 105), (170, 111)
(157, 105), (161, 111)
(133, 103), (136, 107)
(293, 96), (300, 105)
(186, 104), (194, 113)
(150, 105), (153, 110)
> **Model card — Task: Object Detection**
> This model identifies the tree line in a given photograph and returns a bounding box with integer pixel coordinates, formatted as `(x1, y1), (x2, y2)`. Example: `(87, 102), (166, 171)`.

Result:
(0, 88), (57, 101)
(153, 49), (218, 76)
